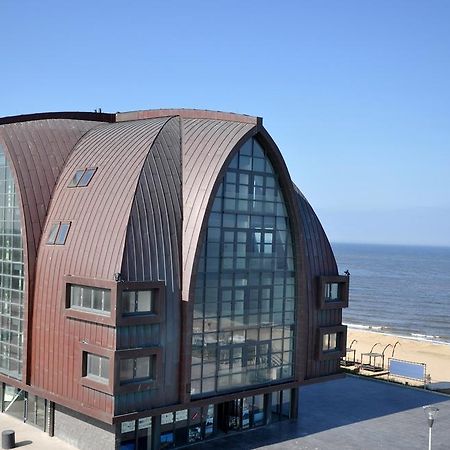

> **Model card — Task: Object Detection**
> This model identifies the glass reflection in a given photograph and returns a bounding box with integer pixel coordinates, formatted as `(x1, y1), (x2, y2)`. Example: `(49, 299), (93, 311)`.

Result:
(191, 138), (296, 396)
(0, 147), (24, 380)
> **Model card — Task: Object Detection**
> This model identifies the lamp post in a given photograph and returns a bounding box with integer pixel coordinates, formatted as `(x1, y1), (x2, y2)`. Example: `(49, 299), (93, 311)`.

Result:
(423, 405), (439, 450)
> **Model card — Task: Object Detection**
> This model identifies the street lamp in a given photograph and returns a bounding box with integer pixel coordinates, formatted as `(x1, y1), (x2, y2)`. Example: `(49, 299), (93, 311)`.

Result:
(423, 405), (439, 450)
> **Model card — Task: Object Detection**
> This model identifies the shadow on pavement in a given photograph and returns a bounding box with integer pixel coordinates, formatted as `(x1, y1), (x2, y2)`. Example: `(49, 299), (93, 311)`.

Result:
(189, 375), (449, 449)
(15, 440), (33, 448)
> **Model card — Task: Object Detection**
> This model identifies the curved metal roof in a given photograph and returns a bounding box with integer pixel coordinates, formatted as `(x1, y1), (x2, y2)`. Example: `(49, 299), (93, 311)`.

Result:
(0, 108), (340, 418)
(0, 119), (103, 278)
(182, 118), (257, 300)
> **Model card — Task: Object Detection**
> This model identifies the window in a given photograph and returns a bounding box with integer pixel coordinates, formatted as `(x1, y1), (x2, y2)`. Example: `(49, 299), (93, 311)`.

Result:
(47, 222), (71, 245)
(120, 356), (155, 384)
(85, 353), (109, 384)
(325, 283), (340, 302)
(317, 325), (346, 360)
(191, 137), (296, 397)
(123, 290), (154, 315)
(68, 167), (97, 187)
(318, 276), (349, 309)
(0, 147), (25, 380)
(69, 284), (111, 315)
(322, 333), (337, 352)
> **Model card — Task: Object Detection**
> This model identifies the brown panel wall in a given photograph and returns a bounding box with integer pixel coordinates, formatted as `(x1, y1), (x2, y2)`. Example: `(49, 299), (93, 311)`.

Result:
(294, 186), (343, 379)
(118, 117), (182, 414)
(0, 118), (104, 383)
(182, 119), (256, 302)
(31, 118), (170, 419)
(0, 108), (344, 424)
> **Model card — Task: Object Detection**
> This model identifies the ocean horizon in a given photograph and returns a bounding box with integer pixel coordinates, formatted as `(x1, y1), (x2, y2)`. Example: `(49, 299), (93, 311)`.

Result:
(332, 242), (450, 344)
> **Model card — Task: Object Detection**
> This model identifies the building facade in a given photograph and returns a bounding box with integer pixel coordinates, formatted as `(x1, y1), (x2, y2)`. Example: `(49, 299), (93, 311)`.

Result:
(0, 109), (348, 449)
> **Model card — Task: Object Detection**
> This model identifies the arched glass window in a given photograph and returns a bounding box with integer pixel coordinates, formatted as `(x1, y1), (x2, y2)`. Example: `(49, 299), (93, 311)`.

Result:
(190, 138), (296, 397)
(0, 146), (25, 379)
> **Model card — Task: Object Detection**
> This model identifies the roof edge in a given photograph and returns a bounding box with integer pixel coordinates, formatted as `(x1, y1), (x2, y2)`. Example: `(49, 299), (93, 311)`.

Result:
(116, 109), (261, 125)
(0, 109), (262, 127)
(0, 111), (116, 126)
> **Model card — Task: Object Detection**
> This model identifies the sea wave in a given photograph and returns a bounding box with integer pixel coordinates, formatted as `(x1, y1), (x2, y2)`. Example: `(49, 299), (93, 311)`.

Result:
(344, 322), (450, 345)
(344, 323), (386, 331)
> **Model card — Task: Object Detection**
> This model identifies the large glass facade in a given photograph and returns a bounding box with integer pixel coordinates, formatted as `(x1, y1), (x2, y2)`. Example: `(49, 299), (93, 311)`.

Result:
(0, 146), (24, 379)
(191, 138), (296, 396)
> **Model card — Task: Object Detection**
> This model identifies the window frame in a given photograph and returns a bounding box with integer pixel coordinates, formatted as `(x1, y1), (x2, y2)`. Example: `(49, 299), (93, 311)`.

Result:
(67, 283), (112, 316)
(115, 348), (161, 394)
(316, 326), (347, 361)
(80, 343), (114, 394)
(119, 355), (156, 385)
(117, 282), (165, 326)
(64, 275), (117, 326)
(68, 167), (97, 188)
(46, 221), (72, 245)
(318, 275), (349, 309)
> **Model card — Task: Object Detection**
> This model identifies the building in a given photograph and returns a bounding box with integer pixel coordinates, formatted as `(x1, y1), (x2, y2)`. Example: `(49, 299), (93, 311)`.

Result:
(0, 109), (349, 449)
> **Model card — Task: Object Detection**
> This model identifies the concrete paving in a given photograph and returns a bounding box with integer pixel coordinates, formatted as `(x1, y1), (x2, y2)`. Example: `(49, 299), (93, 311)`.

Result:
(0, 375), (449, 449)
(0, 414), (77, 449)
(192, 375), (450, 450)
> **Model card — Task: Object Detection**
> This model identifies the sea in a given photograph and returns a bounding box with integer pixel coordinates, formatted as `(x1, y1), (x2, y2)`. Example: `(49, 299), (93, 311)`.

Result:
(332, 243), (450, 344)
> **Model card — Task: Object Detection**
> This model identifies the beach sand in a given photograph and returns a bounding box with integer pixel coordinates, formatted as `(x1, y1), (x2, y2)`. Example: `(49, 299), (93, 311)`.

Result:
(346, 328), (450, 385)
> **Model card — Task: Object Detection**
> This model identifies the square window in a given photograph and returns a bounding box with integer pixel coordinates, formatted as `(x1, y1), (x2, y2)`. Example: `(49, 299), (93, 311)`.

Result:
(317, 326), (347, 360)
(119, 355), (155, 385)
(239, 155), (252, 170)
(85, 352), (109, 384)
(318, 276), (349, 309)
(122, 290), (155, 316)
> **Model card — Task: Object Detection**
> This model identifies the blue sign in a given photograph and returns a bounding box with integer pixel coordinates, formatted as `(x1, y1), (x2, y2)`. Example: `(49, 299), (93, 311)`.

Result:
(389, 358), (426, 381)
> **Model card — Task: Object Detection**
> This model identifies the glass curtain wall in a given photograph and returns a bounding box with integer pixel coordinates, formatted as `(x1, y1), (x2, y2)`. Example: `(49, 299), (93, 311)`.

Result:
(191, 138), (296, 396)
(0, 146), (24, 380)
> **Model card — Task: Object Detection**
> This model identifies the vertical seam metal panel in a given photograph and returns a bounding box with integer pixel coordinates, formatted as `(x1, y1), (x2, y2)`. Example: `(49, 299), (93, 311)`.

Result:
(0, 118), (104, 386)
(31, 117), (169, 418)
(182, 119), (255, 302)
(118, 117), (182, 413)
(294, 186), (340, 379)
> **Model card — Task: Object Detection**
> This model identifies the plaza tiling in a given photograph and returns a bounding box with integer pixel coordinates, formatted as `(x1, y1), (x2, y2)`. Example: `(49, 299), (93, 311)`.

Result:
(190, 375), (450, 450)
(0, 375), (448, 449)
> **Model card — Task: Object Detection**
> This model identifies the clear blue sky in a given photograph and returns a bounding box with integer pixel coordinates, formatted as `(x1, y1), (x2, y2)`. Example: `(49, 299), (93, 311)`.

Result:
(1, 1), (449, 246)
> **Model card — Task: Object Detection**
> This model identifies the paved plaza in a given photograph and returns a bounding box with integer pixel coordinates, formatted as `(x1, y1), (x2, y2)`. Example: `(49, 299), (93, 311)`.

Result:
(0, 375), (448, 449)
(0, 414), (76, 449)
(193, 375), (450, 450)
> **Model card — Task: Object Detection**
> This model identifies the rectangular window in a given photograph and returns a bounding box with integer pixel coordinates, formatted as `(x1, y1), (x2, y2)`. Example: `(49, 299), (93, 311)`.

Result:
(47, 222), (71, 245)
(325, 283), (340, 302)
(317, 325), (347, 360)
(318, 276), (349, 309)
(123, 290), (154, 315)
(322, 333), (338, 352)
(69, 284), (111, 315)
(85, 352), (109, 384)
(119, 355), (155, 385)
(68, 167), (97, 187)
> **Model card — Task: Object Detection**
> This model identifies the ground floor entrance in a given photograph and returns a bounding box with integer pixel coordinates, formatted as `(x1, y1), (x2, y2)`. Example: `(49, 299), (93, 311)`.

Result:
(0, 383), (297, 449)
(0, 383), (49, 432)
(118, 387), (297, 450)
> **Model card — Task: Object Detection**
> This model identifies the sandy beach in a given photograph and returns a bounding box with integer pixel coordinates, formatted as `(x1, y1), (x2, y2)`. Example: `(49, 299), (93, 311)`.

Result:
(345, 328), (450, 385)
